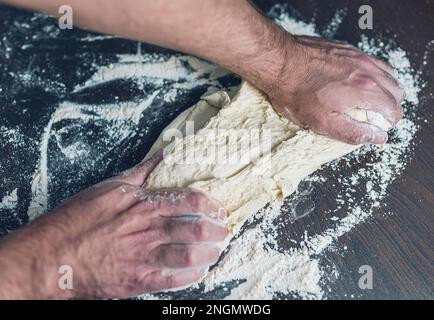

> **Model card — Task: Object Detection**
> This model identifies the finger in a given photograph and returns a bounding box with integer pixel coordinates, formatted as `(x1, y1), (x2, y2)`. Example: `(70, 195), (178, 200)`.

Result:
(361, 89), (403, 126)
(135, 188), (227, 221)
(119, 149), (164, 186)
(325, 113), (388, 145)
(372, 71), (406, 104)
(143, 268), (206, 293)
(115, 191), (227, 235)
(368, 56), (396, 77)
(348, 80), (403, 126)
(157, 216), (228, 244)
(359, 59), (406, 104)
(146, 244), (220, 269)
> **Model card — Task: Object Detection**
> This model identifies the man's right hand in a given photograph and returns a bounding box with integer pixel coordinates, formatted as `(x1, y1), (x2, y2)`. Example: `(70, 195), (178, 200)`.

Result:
(0, 152), (228, 299)
(260, 36), (405, 145)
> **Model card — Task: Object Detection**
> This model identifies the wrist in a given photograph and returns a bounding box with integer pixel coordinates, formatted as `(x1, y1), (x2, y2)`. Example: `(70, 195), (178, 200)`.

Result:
(0, 219), (76, 300)
(33, 218), (78, 300)
(236, 21), (298, 97)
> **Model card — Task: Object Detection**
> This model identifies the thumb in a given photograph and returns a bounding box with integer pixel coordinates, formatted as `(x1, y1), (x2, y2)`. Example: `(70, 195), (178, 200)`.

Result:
(119, 149), (164, 186)
(325, 113), (388, 145)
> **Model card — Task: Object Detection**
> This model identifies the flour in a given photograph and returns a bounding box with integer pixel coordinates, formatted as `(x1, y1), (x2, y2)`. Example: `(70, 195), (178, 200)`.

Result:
(11, 3), (424, 299)
(27, 50), (230, 220)
(321, 9), (347, 39)
(143, 4), (422, 300)
(0, 189), (18, 210)
(27, 97), (156, 219)
(199, 87), (420, 300)
(0, 126), (27, 148)
(358, 36), (421, 105)
(75, 54), (224, 92)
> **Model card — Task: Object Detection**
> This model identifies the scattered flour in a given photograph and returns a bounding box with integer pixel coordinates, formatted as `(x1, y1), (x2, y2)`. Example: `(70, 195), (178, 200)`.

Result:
(0, 126), (27, 148)
(27, 53), (229, 220)
(74, 54), (224, 92)
(0, 189), (18, 210)
(198, 111), (418, 300)
(144, 4), (422, 300)
(18, 3), (423, 299)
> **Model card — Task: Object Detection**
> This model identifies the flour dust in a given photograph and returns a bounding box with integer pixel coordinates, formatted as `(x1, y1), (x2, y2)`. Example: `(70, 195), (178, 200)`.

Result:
(1, 3), (424, 299)
(143, 4), (422, 300)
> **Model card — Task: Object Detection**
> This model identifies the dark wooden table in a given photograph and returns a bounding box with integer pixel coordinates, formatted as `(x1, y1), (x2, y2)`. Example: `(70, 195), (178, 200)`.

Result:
(0, 0), (432, 299)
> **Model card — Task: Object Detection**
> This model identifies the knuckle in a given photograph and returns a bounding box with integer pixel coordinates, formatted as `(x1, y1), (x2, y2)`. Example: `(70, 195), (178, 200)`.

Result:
(129, 204), (151, 224)
(192, 221), (208, 241)
(354, 75), (378, 90)
(164, 275), (176, 289)
(187, 191), (207, 211)
(131, 229), (154, 249)
(347, 128), (365, 145)
(356, 55), (375, 69)
(117, 183), (139, 199)
(160, 220), (174, 240)
(130, 246), (145, 261)
(363, 80), (378, 90)
(182, 247), (197, 267)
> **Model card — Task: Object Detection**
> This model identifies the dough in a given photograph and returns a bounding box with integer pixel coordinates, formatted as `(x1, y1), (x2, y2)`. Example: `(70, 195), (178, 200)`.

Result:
(145, 82), (390, 232)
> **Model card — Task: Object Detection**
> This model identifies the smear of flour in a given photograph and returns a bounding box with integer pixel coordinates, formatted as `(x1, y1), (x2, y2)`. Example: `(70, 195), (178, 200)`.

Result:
(75, 54), (224, 92)
(22, 3), (423, 299)
(27, 92), (159, 219)
(0, 189), (18, 210)
(27, 53), (229, 220)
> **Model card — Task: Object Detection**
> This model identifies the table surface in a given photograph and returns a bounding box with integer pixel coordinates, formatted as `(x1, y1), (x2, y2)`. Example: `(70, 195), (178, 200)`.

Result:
(0, 0), (433, 299)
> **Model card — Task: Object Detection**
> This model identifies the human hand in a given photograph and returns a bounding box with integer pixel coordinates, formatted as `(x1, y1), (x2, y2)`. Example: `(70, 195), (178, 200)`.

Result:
(266, 36), (405, 144)
(0, 152), (228, 299)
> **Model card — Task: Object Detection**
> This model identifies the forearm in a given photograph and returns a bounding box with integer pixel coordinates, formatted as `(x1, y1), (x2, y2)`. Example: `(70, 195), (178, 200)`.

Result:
(0, 221), (68, 299)
(1, 0), (294, 93)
